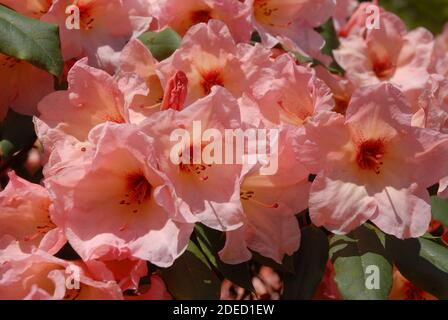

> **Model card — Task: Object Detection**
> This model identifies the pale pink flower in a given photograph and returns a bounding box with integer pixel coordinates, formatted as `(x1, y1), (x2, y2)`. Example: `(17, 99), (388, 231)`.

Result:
(248, 0), (336, 62)
(247, 54), (334, 127)
(85, 257), (147, 292)
(297, 83), (448, 239)
(0, 54), (54, 119)
(415, 75), (448, 134)
(42, 0), (153, 72)
(414, 75), (448, 198)
(157, 20), (272, 106)
(0, 0), (53, 18)
(0, 243), (123, 300)
(431, 23), (448, 77)
(155, 0), (252, 43)
(332, 0), (358, 32)
(0, 171), (65, 255)
(45, 123), (193, 267)
(219, 126), (310, 264)
(140, 87), (245, 231)
(36, 58), (146, 142)
(115, 39), (164, 124)
(314, 65), (355, 115)
(338, 0), (379, 38)
(334, 12), (434, 110)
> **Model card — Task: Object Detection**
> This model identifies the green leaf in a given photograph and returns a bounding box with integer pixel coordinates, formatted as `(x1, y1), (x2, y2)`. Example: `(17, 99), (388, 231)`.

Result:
(194, 224), (253, 292)
(431, 196), (448, 227)
(158, 241), (221, 300)
(138, 28), (181, 61)
(330, 225), (393, 300)
(386, 236), (448, 299)
(282, 226), (329, 300)
(0, 5), (63, 76)
(317, 19), (345, 75)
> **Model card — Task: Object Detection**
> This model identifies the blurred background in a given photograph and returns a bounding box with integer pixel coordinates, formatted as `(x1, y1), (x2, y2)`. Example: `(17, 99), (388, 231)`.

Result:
(377, 0), (448, 34)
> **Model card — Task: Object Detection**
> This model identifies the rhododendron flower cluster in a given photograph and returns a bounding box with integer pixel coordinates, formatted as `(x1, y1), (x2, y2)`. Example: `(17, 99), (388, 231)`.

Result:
(0, 0), (447, 301)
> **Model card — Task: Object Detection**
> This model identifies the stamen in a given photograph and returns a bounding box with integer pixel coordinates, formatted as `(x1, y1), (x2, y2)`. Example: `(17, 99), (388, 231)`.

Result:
(240, 190), (279, 209)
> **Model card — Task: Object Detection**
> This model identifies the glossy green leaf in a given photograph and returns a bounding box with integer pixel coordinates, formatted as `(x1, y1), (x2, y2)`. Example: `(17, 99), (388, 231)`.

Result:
(330, 225), (393, 300)
(431, 196), (448, 227)
(194, 224), (253, 292)
(158, 241), (221, 300)
(138, 28), (181, 61)
(0, 5), (63, 76)
(283, 226), (329, 300)
(386, 236), (448, 299)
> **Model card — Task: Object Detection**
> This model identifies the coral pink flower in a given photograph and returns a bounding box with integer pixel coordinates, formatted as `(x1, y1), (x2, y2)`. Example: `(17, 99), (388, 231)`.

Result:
(314, 65), (355, 114)
(0, 171), (65, 255)
(248, 0), (335, 62)
(157, 20), (272, 106)
(140, 87), (245, 231)
(415, 75), (448, 134)
(42, 0), (153, 72)
(297, 83), (448, 239)
(155, 0), (252, 43)
(0, 54), (54, 119)
(332, 0), (358, 32)
(115, 39), (164, 124)
(36, 58), (146, 142)
(431, 23), (448, 77)
(247, 54), (333, 127)
(337, 0), (379, 37)
(219, 126), (310, 264)
(334, 12), (434, 109)
(85, 257), (147, 291)
(45, 123), (193, 267)
(0, 243), (123, 300)
(0, 0), (53, 18)
(414, 75), (448, 198)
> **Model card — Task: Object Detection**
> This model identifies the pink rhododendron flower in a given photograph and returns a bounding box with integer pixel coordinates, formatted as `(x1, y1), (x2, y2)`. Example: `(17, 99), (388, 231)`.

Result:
(140, 87), (245, 231)
(115, 39), (164, 124)
(332, 0), (358, 32)
(247, 54), (334, 127)
(337, 0), (379, 38)
(297, 83), (448, 239)
(155, 0), (252, 43)
(85, 257), (147, 291)
(0, 243), (123, 300)
(314, 65), (355, 114)
(157, 20), (272, 106)
(45, 123), (194, 267)
(0, 54), (54, 119)
(0, 0), (53, 18)
(42, 0), (153, 72)
(248, 0), (335, 62)
(36, 58), (146, 142)
(334, 12), (434, 109)
(414, 75), (448, 198)
(430, 23), (448, 77)
(219, 126), (310, 264)
(0, 171), (65, 255)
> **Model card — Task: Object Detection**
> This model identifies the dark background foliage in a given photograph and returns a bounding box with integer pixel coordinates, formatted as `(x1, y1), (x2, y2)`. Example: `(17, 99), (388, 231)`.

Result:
(378, 0), (448, 34)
